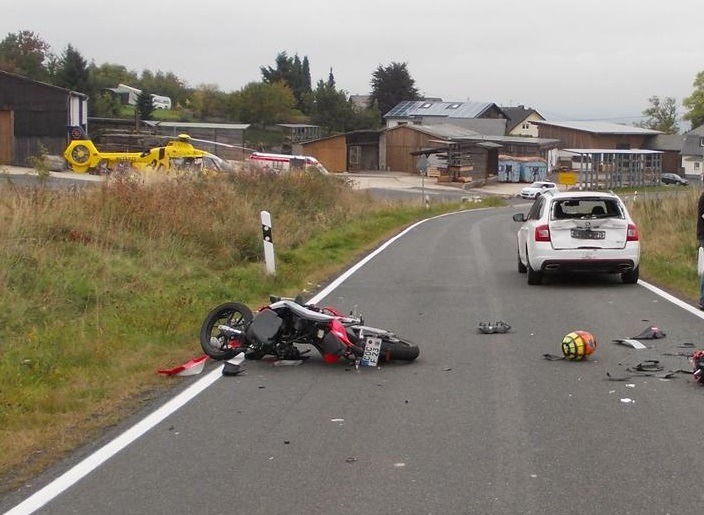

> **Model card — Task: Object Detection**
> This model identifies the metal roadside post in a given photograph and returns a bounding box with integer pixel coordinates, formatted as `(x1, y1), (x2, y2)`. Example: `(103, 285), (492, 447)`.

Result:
(417, 153), (429, 209)
(261, 210), (275, 275)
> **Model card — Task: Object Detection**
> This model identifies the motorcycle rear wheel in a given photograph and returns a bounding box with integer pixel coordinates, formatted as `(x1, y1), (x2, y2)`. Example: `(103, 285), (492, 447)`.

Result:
(379, 336), (420, 362)
(199, 302), (253, 360)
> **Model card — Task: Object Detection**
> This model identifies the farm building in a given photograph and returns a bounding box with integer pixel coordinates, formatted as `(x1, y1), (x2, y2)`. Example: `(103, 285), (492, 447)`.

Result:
(532, 120), (661, 150)
(386, 124), (558, 182)
(532, 119), (684, 180)
(0, 69), (87, 166)
(680, 126), (704, 176)
(276, 124), (323, 144)
(382, 124), (483, 174)
(384, 100), (508, 136)
(299, 130), (381, 173)
(500, 106), (545, 137)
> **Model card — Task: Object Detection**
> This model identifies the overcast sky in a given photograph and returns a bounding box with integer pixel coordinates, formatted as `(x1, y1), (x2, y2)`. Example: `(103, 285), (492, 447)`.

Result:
(3, 0), (702, 124)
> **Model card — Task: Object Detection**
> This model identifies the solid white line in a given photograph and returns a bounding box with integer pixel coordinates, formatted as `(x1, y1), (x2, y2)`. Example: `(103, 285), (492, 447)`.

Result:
(638, 279), (704, 318)
(4, 366), (224, 515)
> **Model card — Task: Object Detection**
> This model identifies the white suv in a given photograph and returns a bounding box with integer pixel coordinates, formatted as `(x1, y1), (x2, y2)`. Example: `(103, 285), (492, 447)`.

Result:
(512, 191), (640, 285)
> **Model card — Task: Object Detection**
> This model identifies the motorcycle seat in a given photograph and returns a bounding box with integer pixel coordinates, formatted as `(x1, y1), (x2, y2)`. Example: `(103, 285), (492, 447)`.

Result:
(270, 300), (336, 323)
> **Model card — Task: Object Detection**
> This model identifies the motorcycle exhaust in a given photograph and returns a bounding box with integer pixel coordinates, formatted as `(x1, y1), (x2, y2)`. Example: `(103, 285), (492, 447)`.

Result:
(218, 325), (245, 338)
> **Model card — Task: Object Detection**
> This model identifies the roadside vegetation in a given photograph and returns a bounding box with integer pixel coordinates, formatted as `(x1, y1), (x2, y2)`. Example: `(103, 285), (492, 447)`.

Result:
(626, 187), (701, 298)
(0, 171), (501, 491)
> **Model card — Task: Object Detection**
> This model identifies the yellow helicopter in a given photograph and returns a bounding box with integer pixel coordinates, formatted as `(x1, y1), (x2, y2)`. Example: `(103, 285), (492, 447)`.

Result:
(63, 126), (234, 174)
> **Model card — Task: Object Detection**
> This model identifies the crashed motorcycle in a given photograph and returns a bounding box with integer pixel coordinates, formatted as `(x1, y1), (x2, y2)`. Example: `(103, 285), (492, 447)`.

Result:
(199, 296), (420, 365)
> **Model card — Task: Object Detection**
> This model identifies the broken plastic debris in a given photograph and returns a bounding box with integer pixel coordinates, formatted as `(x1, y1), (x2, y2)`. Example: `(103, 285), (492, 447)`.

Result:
(227, 352), (245, 365)
(330, 418), (344, 422)
(478, 321), (511, 334)
(629, 360), (664, 373)
(612, 338), (647, 350)
(158, 355), (209, 376)
(222, 362), (244, 376)
(621, 398), (635, 404)
(632, 326), (666, 340)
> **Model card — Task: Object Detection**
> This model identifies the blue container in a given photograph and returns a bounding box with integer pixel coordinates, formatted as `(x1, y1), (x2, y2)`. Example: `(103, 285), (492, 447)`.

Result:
(498, 159), (521, 182)
(520, 160), (548, 182)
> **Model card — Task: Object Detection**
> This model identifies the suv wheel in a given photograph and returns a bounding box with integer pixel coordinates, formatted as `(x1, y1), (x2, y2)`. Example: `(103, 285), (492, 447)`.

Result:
(621, 266), (639, 284)
(527, 266), (542, 285)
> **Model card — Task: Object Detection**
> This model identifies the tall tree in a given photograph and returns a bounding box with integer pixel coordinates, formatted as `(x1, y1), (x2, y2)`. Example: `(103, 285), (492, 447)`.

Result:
(232, 81), (297, 127)
(640, 95), (678, 134)
(88, 62), (139, 91)
(309, 78), (354, 133)
(683, 71), (704, 131)
(55, 44), (89, 93)
(261, 51), (312, 113)
(0, 30), (52, 80)
(188, 83), (229, 120)
(369, 62), (421, 119)
(136, 90), (154, 121)
(138, 70), (187, 108)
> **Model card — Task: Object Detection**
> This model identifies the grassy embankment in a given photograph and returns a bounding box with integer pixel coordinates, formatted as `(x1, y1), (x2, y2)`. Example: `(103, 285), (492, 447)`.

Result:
(626, 187), (702, 298)
(0, 170), (500, 491)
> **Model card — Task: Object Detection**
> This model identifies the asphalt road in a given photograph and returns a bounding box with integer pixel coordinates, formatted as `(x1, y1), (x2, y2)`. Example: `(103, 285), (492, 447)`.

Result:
(3, 206), (704, 515)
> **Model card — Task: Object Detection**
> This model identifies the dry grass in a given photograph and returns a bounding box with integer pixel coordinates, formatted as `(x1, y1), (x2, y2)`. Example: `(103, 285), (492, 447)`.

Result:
(626, 188), (701, 300)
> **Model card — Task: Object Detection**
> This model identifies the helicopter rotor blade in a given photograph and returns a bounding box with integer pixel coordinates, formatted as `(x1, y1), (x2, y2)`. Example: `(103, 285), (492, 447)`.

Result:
(186, 137), (235, 148)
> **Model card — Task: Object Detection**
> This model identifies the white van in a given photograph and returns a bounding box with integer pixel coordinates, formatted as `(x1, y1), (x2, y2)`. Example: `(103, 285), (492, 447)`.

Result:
(247, 152), (330, 174)
(151, 94), (172, 110)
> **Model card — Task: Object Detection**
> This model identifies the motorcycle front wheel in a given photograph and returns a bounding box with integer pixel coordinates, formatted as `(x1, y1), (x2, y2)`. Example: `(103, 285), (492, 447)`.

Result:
(199, 302), (253, 360)
(378, 336), (420, 362)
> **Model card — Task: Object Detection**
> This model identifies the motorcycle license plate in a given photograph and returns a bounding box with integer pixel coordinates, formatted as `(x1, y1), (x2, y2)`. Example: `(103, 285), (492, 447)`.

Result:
(361, 336), (382, 367)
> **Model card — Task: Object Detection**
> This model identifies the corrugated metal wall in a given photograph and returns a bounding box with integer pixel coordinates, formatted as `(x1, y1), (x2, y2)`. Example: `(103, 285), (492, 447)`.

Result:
(0, 71), (85, 165)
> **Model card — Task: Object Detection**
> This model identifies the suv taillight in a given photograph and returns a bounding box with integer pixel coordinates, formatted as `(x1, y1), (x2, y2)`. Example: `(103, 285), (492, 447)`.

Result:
(534, 224), (551, 242)
(626, 223), (639, 241)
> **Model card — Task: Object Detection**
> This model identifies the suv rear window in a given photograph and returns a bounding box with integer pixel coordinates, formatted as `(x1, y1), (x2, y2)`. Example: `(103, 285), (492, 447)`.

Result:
(551, 198), (623, 220)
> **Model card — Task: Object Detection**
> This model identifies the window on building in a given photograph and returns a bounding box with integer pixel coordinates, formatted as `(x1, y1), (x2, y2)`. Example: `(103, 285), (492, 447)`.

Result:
(446, 103), (461, 109)
(522, 123), (530, 130)
(420, 102), (432, 109)
(700, 137), (704, 147)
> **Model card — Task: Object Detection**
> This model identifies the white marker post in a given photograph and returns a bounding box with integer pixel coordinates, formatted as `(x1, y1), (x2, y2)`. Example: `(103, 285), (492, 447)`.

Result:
(260, 210), (276, 275)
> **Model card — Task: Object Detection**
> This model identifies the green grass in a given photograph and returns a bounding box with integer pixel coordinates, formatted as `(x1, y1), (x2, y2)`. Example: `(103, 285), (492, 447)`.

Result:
(0, 172), (498, 491)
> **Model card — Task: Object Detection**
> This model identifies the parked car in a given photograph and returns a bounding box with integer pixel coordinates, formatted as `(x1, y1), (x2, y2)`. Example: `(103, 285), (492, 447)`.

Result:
(519, 181), (557, 199)
(660, 172), (688, 186)
(512, 191), (640, 285)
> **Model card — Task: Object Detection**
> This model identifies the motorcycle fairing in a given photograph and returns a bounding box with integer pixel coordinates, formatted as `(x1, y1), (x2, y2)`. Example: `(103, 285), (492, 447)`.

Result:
(246, 308), (283, 345)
